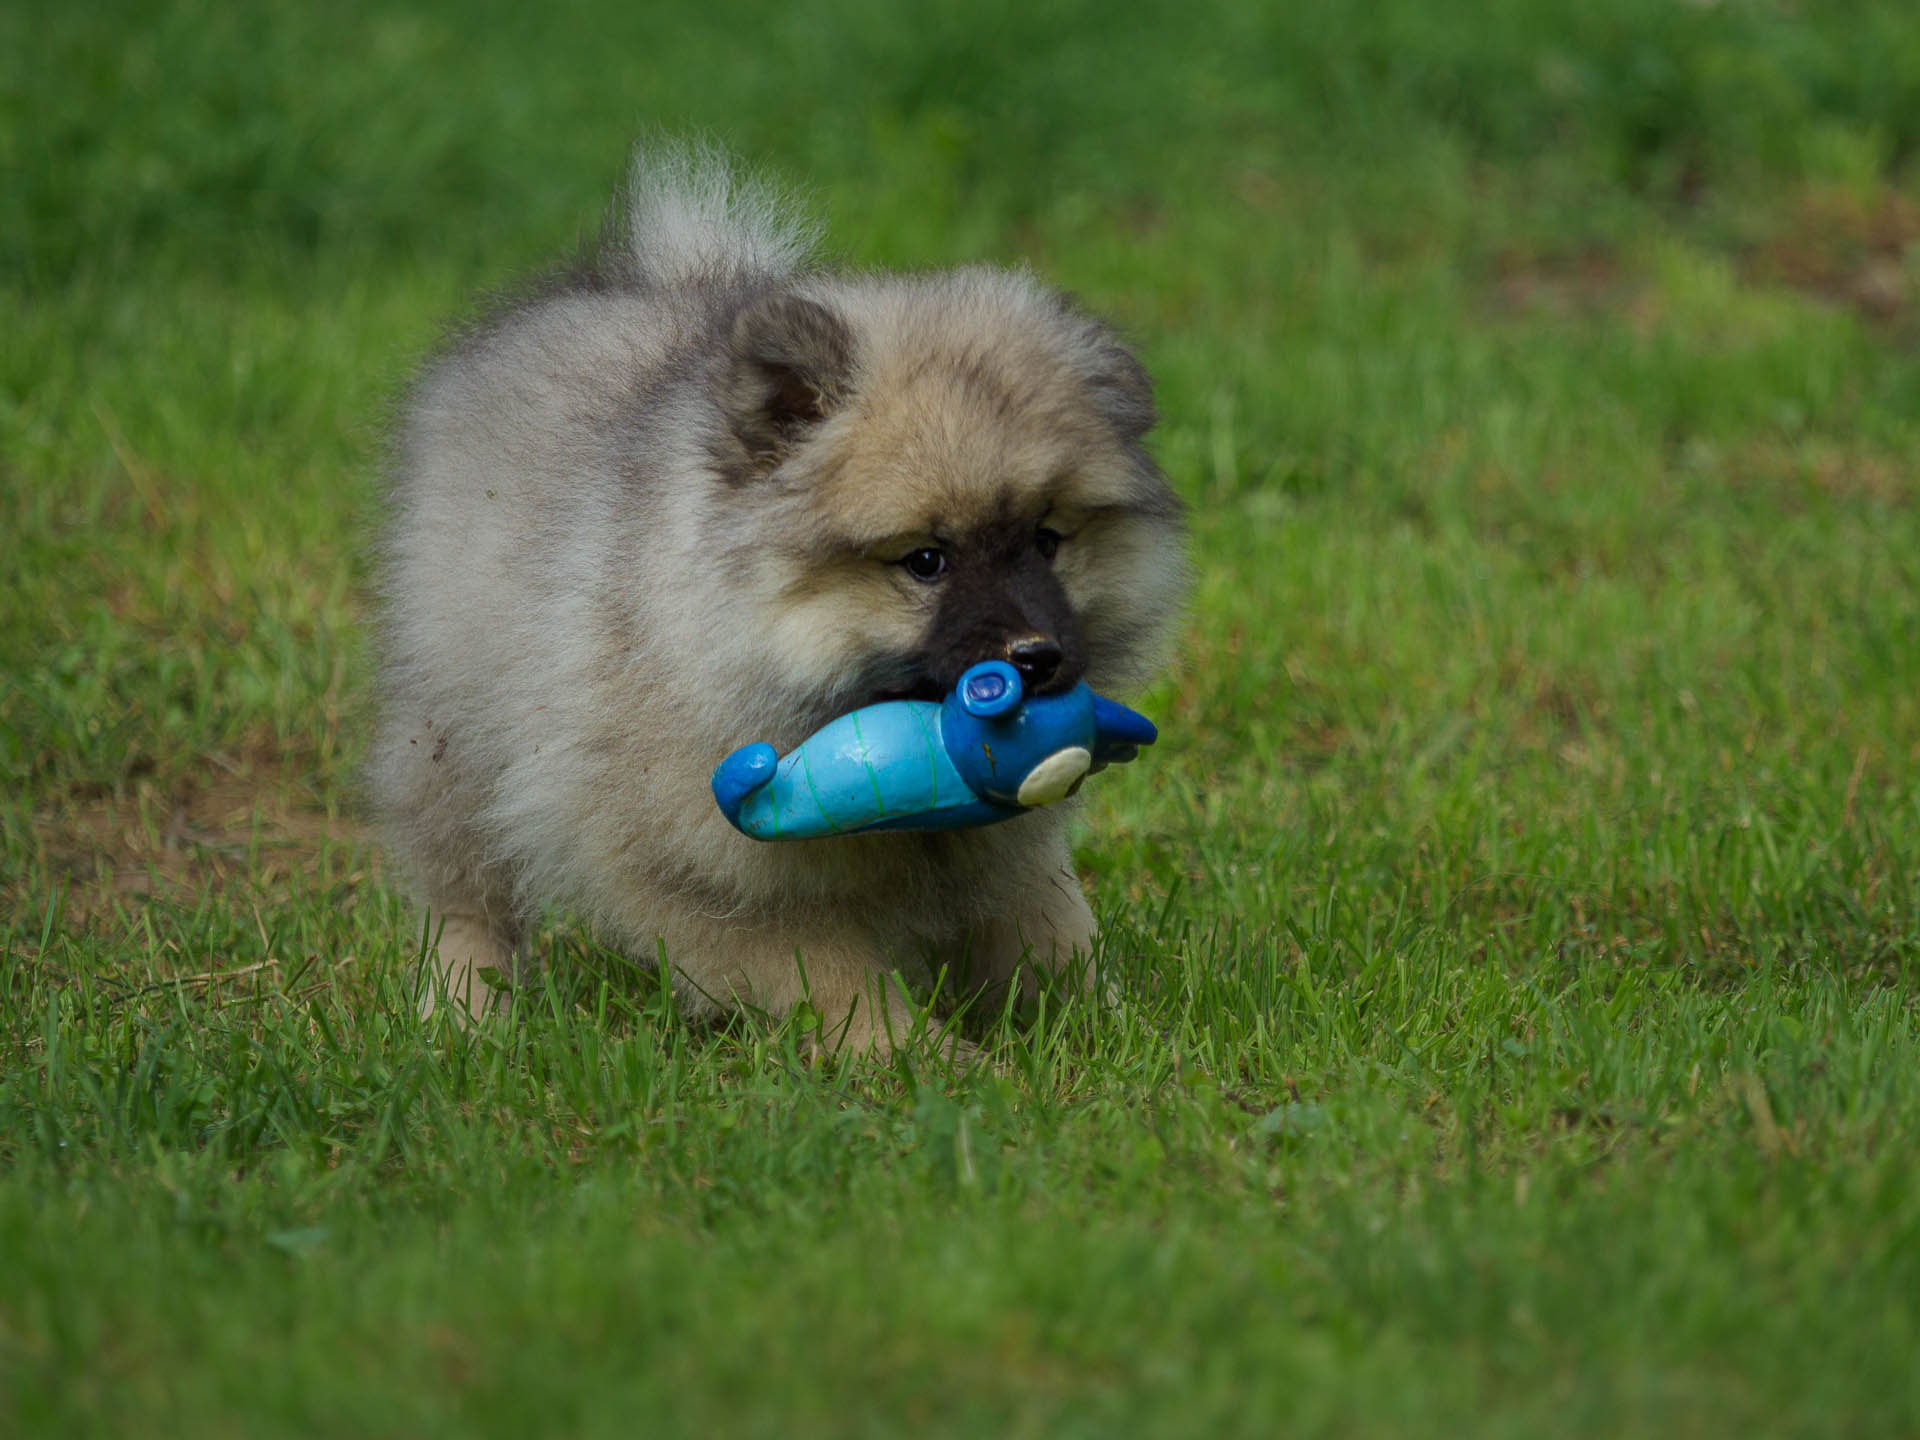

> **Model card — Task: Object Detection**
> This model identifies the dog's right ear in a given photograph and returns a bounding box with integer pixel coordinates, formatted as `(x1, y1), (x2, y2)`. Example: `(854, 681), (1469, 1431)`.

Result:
(722, 293), (855, 473)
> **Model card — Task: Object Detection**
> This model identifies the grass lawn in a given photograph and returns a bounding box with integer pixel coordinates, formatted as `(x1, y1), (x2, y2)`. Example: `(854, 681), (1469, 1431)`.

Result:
(5, 1), (1919, 1433)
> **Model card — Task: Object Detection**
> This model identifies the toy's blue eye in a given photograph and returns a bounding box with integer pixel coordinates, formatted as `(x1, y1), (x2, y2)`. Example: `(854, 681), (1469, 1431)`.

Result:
(902, 547), (947, 581)
(957, 660), (1023, 717)
(966, 671), (1008, 705)
(1035, 528), (1062, 561)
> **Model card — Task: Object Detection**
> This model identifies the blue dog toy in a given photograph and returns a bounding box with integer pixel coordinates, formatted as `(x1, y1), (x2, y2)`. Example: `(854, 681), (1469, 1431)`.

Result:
(711, 661), (1158, 840)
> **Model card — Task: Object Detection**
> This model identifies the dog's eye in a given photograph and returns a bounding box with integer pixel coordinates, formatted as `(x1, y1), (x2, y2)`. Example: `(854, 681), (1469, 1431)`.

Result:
(901, 547), (948, 582)
(1035, 528), (1063, 561)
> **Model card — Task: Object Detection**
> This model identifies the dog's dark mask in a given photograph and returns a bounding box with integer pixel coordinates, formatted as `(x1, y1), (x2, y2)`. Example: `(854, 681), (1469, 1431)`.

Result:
(879, 514), (1087, 704)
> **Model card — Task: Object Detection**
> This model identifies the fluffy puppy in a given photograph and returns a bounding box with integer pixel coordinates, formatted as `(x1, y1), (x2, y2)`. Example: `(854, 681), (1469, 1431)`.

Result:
(372, 144), (1186, 1049)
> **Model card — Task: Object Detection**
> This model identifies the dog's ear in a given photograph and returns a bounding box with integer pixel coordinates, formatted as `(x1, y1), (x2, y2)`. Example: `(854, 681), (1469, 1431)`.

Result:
(1080, 325), (1157, 443)
(723, 292), (855, 471)
(1055, 297), (1156, 443)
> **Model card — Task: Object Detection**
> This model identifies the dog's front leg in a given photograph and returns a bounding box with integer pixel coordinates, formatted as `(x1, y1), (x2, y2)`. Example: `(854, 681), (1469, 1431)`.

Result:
(943, 856), (1098, 1007)
(646, 906), (938, 1058)
(418, 909), (523, 1022)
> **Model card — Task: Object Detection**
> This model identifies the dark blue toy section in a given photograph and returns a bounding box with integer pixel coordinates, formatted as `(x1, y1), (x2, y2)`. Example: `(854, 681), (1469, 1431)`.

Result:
(711, 661), (1159, 841)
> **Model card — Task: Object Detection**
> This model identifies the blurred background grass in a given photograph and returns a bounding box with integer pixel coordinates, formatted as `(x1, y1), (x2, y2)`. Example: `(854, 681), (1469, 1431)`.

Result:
(5, 0), (1915, 958)
(11, 0), (1920, 281)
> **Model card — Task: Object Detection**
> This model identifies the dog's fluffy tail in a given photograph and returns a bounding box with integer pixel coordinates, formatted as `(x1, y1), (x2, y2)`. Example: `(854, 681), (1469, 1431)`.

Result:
(619, 139), (819, 288)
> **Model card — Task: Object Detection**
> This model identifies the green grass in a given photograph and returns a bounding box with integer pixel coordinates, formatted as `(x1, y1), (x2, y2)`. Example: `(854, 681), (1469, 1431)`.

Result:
(5, 0), (1920, 1433)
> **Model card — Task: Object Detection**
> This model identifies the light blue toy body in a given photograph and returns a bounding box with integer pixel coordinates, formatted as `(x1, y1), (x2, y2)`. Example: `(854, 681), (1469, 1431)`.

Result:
(711, 661), (1157, 841)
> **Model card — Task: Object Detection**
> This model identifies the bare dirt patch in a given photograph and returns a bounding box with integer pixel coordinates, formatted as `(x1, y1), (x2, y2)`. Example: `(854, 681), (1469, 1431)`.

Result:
(25, 754), (375, 927)
(1745, 184), (1920, 328)
(1487, 246), (1633, 318)
(1479, 244), (1668, 338)
(1717, 436), (1914, 508)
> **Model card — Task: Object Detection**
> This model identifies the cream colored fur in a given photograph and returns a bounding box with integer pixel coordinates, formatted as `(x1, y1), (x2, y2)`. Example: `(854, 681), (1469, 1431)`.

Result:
(372, 143), (1185, 1050)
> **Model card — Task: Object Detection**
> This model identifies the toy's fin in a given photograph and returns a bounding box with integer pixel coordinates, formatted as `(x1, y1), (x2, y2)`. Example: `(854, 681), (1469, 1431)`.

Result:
(711, 742), (779, 829)
(1090, 694), (1157, 766)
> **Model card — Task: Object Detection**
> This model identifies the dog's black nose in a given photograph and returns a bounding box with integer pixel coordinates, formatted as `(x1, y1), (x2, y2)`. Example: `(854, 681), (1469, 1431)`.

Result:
(1007, 636), (1063, 689)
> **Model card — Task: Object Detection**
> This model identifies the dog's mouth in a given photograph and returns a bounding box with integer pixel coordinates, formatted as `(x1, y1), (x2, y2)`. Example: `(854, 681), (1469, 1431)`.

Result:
(871, 676), (948, 706)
